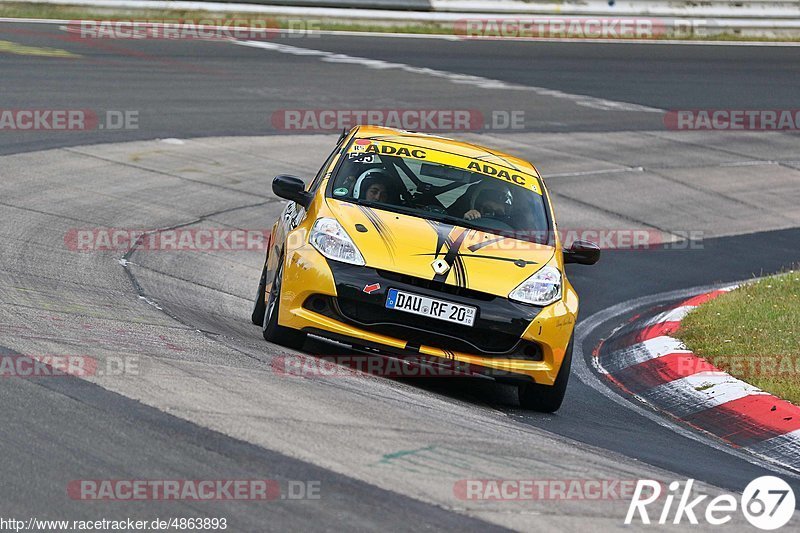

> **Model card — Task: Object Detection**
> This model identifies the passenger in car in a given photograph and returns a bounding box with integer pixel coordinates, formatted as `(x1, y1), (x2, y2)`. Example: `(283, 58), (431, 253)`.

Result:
(463, 188), (512, 221)
(448, 183), (513, 221)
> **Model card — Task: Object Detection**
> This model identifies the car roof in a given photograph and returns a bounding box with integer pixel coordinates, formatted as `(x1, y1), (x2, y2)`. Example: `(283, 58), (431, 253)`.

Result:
(352, 125), (540, 178)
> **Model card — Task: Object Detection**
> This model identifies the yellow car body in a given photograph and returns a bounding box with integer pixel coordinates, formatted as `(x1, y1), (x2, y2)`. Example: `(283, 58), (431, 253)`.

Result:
(253, 126), (598, 411)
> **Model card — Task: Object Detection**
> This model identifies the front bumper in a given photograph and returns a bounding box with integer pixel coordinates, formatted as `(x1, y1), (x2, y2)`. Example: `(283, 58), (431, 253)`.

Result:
(278, 245), (577, 385)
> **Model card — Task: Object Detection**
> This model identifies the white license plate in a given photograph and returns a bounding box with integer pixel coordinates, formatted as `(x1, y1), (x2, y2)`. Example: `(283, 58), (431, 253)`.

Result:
(385, 288), (477, 327)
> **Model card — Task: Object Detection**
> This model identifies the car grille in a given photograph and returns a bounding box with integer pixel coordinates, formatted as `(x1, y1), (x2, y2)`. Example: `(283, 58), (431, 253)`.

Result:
(333, 296), (521, 354)
(376, 270), (494, 301)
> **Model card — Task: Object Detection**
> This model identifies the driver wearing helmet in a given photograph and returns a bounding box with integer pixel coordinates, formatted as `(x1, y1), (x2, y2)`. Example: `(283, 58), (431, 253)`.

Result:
(364, 179), (389, 203)
(353, 169), (396, 204)
(463, 187), (513, 221)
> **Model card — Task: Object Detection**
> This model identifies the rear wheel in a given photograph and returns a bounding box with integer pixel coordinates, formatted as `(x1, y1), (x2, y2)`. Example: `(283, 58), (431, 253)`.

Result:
(518, 340), (572, 413)
(261, 255), (306, 349)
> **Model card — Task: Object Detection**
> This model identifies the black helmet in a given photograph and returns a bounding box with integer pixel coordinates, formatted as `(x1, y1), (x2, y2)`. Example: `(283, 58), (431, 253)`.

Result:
(354, 169), (393, 201)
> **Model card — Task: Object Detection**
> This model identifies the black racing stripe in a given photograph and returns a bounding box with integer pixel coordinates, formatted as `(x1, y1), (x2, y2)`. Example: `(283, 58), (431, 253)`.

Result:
(471, 255), (536, 266)
(415, 252), (536, 268)
(433, 228), (469, 285)
(426, 221), (470, 287)
(371, 212), (396, 250)
(357, 205), (382, 235)
(426, 220), (452, 259)
(448, 244), (465, 287)
(452, 256), (463, 287)
(467, 236), (505, 252)
(452, 231), (471, 288)
(358, 205), (396, 253)
(454, 252), (468, 287)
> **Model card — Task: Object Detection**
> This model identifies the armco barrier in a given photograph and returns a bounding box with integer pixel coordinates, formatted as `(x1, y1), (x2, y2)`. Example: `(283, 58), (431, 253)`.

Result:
(11, 0), (800, 36)
(432, 0), (800, 19)
(142, 0), (800, 19)
(211, 0), (433, 8)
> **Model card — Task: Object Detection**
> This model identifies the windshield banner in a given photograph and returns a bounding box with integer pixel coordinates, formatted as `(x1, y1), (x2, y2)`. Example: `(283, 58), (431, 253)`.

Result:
(349, 139), (542, 195)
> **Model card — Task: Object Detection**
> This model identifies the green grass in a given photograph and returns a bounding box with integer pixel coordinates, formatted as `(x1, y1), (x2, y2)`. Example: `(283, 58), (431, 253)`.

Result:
(678, 271), (800, 404)
(2, 2), (800, 42)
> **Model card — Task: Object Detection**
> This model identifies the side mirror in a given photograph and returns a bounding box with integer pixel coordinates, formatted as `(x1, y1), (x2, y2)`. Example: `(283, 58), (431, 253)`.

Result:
(273, 175), (312, 209)
(564, 240), (600, 265)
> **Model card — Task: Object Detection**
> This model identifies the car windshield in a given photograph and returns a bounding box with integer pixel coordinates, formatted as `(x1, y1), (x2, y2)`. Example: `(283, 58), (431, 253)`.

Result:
(329, 140), (551, 243)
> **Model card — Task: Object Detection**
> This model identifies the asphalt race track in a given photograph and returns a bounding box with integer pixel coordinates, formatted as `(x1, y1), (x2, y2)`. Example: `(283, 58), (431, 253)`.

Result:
(1, 21), (800, 531)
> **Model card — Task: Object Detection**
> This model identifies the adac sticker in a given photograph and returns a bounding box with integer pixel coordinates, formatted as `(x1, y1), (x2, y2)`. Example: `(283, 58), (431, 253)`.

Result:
(363, 142), (428, 160)
(466, 161), (538, 193)
(348, 139), (540, 195)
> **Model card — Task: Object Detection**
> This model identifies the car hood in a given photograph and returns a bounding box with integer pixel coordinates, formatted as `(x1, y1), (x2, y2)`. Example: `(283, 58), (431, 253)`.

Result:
(325, 199), (555, 298)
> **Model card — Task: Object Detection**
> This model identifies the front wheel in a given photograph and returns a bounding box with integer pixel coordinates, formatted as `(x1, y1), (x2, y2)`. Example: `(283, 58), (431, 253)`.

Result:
(262, 255), (306, 349)
(518, 340), (572, 413)
(251, 259), (268, 325)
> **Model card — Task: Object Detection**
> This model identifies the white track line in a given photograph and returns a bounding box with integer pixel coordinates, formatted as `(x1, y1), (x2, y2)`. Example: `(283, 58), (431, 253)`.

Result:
(232, 39), (663, 112)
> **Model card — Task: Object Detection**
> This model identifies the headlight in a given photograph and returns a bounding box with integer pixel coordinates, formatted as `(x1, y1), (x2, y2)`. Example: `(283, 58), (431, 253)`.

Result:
(309, 217), (365, 266)
(508, 265), (561, 306)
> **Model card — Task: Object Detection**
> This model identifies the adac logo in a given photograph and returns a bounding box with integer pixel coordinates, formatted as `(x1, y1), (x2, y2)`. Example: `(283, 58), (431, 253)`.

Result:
(466, 161), (527, 187)
(364, 143), (427, 159)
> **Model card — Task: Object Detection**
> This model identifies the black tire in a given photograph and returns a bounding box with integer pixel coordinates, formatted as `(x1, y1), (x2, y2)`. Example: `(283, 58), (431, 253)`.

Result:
(518, 340), (572, 413)
(251, 259), (268, 325)
(261, 255), (306, 349)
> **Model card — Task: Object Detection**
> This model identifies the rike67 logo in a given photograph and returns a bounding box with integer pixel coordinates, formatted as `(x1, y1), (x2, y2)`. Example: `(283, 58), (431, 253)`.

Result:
(626, 477), (795, 530)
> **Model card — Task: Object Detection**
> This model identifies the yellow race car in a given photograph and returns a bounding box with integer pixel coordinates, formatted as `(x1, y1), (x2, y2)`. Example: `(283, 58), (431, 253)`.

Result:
(252, 126), (599, 411)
